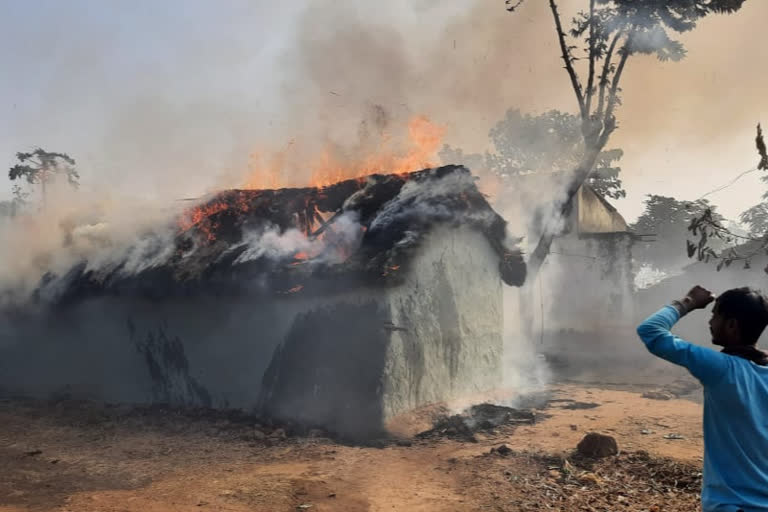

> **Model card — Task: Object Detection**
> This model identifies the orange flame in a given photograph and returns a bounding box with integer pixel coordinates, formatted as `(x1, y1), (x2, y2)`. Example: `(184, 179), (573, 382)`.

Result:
(178, 201), (229, 242)
(382, 264), (401, 277)
(244, 115), (446, 190)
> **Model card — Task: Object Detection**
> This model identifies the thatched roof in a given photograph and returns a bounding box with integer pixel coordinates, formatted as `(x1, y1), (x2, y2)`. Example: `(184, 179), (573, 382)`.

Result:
(36, 165), (526, 304)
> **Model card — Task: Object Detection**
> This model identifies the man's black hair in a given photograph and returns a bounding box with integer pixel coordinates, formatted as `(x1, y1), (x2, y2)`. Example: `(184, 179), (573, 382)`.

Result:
(715, 287), (768, 345)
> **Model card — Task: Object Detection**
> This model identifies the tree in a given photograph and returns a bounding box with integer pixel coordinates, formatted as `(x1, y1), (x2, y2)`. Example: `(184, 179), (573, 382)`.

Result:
(632, 194), (724, 271)
(441, 109), (625, 199)
(736, 124), (768, 236)
(686, 123), (768, 270)
(9, 148), (78, 207)
(506, 0), (746, 279)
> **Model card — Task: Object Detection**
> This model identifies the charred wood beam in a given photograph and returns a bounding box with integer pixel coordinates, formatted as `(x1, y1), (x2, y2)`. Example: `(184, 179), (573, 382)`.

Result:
(309, 209), (344, 240)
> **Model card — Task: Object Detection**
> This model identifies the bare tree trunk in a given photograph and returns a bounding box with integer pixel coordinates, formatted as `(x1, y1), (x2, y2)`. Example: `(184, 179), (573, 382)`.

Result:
(525, 142), (604, 279)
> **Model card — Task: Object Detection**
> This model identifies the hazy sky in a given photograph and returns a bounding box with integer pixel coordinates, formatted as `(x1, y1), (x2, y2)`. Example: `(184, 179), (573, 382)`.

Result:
(1, 0), (766, 223)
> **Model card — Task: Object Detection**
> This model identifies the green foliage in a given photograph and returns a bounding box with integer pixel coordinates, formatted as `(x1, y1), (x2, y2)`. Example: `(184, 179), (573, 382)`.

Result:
(632, 194), (725, 269)
(9, 148), (78, 189)
(739, 203), (768, 237)
(603, 0), (744, 61)
(686, 124), (768, 271)
(440, 109), (625, 199)
(513, 0), (745, 66)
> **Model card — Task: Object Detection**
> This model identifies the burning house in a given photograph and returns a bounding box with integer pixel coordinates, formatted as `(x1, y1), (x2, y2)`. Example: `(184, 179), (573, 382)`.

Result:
(0, 165), (525, 437)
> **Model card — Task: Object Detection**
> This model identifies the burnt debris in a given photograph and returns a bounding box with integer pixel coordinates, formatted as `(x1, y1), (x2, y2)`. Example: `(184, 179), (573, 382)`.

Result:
(35, 165), (526, 305)
(417, 403), (539, 442)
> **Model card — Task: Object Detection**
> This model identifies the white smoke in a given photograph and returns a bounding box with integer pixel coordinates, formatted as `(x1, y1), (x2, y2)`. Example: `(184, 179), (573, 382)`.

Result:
(234, 211), (363, 266)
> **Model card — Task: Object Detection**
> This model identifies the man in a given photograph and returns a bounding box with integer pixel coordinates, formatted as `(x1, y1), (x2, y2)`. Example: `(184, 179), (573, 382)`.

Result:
(637, 286), (768, 512)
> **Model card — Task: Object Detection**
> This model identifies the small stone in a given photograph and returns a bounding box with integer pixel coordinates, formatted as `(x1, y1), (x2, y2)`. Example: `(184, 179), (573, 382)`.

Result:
(576, 433), (618, 458)
(570, 424), (578, 431)
(253, 429), (267, 441)
(643, 391), (674, 400)
(495, 444), (512, 456)
(269, 428), (287, 440)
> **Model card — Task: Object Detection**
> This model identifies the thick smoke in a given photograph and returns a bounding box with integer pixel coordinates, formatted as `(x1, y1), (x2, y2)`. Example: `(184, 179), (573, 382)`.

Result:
(2, 0), (766, 403)
(234, 211), (363, 266)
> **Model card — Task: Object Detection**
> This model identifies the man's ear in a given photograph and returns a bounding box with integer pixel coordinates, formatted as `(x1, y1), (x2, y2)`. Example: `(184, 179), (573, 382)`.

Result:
(726, 318), (740, 332)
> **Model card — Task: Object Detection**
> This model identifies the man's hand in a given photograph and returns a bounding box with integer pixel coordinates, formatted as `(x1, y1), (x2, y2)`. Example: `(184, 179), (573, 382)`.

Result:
(684, 285), (715, 310)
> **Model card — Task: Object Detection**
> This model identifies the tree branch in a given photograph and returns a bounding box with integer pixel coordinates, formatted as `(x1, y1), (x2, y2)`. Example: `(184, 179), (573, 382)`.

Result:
(549, 0), (586, 118)
(596, 31), (622, 120)
(505, 0), (526, 11)
(584, 0), (597, 117)
(600, 35), (631, 144)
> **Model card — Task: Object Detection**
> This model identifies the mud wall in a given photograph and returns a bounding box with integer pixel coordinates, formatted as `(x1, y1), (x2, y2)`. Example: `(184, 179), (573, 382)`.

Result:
(0, 225), (507, 437)
(543, 233), (635, 331)
(518, 232), (639, 374)
(382, 226), (503, 420)
(0, 292), (379, 409)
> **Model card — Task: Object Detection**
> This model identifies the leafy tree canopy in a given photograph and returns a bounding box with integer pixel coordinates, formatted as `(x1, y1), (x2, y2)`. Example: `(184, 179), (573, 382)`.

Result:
(9, 148), (78, 188)
(632, 194), (725, 270)
(441, 109), (625, 199)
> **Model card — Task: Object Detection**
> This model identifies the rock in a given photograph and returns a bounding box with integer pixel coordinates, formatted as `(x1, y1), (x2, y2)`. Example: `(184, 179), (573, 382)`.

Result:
(491, 444), (512, 456)
(561, 401), (600, 410)
(576, 433), (618, 458)
(269, 428), (287, 440)
(24, 449), (42, 457)
(395, 439), (413, 447)
(253, 429), (267, 441)
(663, 433), (685, 440)
(642, 390), (674, 400)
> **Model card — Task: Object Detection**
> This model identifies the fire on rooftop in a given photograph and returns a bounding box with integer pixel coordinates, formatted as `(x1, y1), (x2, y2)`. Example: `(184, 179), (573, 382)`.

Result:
(0, 165), (526, 438)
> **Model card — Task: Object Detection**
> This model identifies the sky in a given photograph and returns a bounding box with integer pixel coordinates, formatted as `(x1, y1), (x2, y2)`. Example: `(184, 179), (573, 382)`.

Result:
(1, 0), (766, 224)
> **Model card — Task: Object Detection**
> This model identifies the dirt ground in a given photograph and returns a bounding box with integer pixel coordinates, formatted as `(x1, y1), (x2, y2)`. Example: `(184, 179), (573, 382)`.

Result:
(0, 382), (706, 512)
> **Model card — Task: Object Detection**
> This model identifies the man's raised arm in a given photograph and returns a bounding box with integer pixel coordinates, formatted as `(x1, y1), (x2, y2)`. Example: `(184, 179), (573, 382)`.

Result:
(636, 285), (729, 386)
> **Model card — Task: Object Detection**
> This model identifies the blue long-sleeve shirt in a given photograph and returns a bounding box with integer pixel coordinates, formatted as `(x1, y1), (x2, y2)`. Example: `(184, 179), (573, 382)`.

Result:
(637, 306), (768, 512)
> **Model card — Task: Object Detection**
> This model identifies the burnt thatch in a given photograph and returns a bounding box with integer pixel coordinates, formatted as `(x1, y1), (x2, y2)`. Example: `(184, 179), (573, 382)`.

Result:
(36, 165), (525, 304)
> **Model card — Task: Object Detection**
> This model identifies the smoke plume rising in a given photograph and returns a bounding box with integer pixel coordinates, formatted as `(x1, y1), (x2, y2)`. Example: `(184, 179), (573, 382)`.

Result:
(2, 0), (767, 400)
